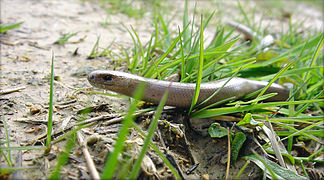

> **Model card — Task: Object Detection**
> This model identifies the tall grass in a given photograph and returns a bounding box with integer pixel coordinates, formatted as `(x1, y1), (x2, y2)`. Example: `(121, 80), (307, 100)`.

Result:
(101, 83), (146, 179)
(46, 51), (55, 149)
(98, 0), (322, 178)
(42, 0), (324, 179)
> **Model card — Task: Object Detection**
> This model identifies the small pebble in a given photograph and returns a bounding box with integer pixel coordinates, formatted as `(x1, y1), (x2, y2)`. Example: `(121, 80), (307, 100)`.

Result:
(202, 174), (209, 180)
(30, 105), (42, 115)
(25, 102), (33, 107)
(87, 134), (101, 145)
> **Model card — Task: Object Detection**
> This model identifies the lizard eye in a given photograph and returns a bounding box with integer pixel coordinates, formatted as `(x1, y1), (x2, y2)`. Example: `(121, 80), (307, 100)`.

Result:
(89, 74), (95, 80)
(103, 75), (113, 81)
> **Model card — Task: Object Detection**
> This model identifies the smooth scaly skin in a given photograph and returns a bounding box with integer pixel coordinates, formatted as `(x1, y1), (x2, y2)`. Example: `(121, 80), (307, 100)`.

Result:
(88, 70), (289, 108)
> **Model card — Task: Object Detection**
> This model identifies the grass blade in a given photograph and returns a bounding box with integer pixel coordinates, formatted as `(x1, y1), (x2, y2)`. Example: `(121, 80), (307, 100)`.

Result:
(237, 1), (251, 27)
(153, 7), (159, 46)
(124, 25), (138, 72)
(46, 51), (55, 149)
(129, 87), (169, 179)
(54, 32), (78, 44)
(0, 146), (46, 151)
(253, 55), (299, 105)
(245, 153), (308, 180)
(235, 160), (250, 180)
(276, 123), (322, 143)
(192, 99), (323, 118)
(48, 133), (77, 179)
(280, 120), (324, 142)
(304, 34), (324, 82)
(2, 117), (13, 166)
(158, 11), (170, 44)
(143, 23), (190, 78)
(101, 83), (146, 179)
(189, 14), (204, 113)
(179, 27), (186, 82)
(130, 25), (145, 70)
(0, 22), (23, 33)
(183, 0), (190, 52)
(294, 89), (324, 116)
(130, 121), (181, 179)
(196, 67), (241, 109)
(88, 35), (100, 59)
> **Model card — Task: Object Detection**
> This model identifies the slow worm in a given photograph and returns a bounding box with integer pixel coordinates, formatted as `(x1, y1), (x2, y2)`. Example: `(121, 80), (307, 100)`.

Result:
(88, 70), (289, 108)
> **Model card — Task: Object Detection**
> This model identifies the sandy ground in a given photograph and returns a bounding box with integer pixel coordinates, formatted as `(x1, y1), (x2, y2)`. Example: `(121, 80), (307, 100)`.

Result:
(1, 0), (323, 179)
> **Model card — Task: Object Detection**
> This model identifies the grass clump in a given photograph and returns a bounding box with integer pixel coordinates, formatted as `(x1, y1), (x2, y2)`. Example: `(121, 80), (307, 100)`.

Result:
(41, 0), (323, 179)
(96, 1), (323, 178)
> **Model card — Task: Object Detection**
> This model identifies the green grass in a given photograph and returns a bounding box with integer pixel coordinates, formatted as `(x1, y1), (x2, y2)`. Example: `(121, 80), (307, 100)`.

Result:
(49, 133), (77, 179)
(53, 32), (79, 44)
(129, 86), (170, 179)
(0, 52), (56, 176)
(101, 83), (146, 179)
(88, 35), (117, 59)
(189, 14), (204, 114)
(94, 1), (323, 178)
(1, 117), (13, 167)
(82, 0), (323, 178)
(106, 0), (146, 19)
(46, 51), (55, 150)
(98, 0), (165, 19)
(129, 121), (182, 179)
(0, 22), (23, 33)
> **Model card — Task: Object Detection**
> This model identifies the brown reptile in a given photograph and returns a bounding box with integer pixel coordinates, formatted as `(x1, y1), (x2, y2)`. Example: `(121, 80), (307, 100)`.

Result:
(87, 70), (289, 108)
